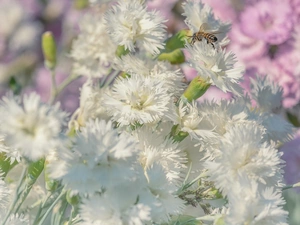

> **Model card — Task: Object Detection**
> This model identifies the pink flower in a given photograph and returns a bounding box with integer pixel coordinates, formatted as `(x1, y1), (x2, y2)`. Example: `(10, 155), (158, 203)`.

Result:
(239, 0), (294, 45)
(201, 0), (238, 21)
(229, 23), (267, 63)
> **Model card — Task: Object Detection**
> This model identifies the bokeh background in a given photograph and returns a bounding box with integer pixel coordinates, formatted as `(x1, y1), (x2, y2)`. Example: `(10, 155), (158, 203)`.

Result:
(1, 0), (300, 224)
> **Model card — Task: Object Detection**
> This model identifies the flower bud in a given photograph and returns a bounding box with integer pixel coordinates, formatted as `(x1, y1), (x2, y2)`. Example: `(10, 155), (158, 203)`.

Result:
(182, 76), (211, 102)
(42, 31), (57, 70)
(66, 190), (80, 206)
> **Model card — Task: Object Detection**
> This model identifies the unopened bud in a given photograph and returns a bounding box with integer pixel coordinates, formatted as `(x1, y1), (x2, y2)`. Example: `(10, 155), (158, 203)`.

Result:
(66, 190), (79, 206)
(182, 76), (211, 102)
(42, 31), (57, 70)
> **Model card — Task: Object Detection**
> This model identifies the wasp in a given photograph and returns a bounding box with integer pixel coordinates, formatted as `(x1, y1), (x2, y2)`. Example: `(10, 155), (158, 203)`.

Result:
(188, 23), (220, 48)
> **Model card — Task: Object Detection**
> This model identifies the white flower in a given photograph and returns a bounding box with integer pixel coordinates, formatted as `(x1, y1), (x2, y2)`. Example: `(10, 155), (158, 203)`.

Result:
(115, 54), (186, 97)
(186, 41), (244, 95)
(69, 80), (111, 129)
(182, 0), (231, 46)
(0, 214), (29, 225)
(0, 0), (25, 38)
(49, 119), (141, 195)
(0, 93), (67, 161)
(105, 0), (166, 55)
(250, 76), (284, 112)
(8, 22), (42, 52)
(80, 181), (151, 225)
(142, 164), (185, 223)
(178, 136), (205, 177)
(169, 101), (217, 141)
(0, 173), (10, 212)
(70, 12), (117, 78)
(205, 122), (284, 196)
(103, 74), (171, 127)
(135, 127), (187, 183)
(198, 99), (249, 137)
(225, 180), (288, 225)
(0, 134), (21, 163)
(250, 112), (294, 144)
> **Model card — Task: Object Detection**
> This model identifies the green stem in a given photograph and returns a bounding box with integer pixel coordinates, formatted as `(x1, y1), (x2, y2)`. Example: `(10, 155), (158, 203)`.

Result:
(51, 198), (68, 225)
(37, 190), (66, 225)
(1, 166), (27, 225)
(49, 73), (80, 104)
(68, 205), (75, 225)
(100, 70), (120, 87)
(283, 182), (300, 191)
(32, 192), (52, 225)
(49, 69), (57, 104)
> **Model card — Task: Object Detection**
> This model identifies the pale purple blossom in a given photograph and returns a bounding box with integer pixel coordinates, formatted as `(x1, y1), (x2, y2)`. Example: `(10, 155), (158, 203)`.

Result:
(239, 0), (294, 45)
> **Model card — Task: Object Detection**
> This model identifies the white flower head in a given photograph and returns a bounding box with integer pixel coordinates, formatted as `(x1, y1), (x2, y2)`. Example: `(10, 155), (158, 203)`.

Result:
(70, 12), (117, 78)
(198, 99), (250, 137)
(105, 0), (166, 55)
(115, 54), (186, 97)
(249, 111), (294, 144)
(0, 0), (25, 38)
(49, 119), (141, 195)
(186, 41), (244, 95)
(0, 173), (10, 212)
(143, 163), (185, 223)
(250, 76), (284, 112)
(205, 122), (284, 196)
(135, 126), (187, 183)
(182, 0), (231, 46)
(70, 80), (111, 129)
(80, 181), (151, 225)
(1, 214), (29, 225)
(0, 93), (67, 162)
(103, 74), (171, 127)
(225, 180), (288, 225)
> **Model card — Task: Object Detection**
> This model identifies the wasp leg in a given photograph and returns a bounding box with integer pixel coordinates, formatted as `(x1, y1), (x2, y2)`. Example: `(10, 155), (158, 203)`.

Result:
(211, 43), (215, 49)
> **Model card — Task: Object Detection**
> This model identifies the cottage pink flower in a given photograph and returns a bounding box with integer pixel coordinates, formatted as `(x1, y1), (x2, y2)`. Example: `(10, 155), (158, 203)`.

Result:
(202, 0), (238, 21)
(229, 23), (267, 63)
(239, 0), (294, 45)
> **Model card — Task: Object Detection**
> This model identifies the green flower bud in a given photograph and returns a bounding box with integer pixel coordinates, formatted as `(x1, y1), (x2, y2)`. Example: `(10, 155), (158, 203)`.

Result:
(182, 76), (211, 102)
(73, 0), (89, 9)
(42, 31), (57, 70)
(116, 45), (130, 57)
(66, 190), (80, 206)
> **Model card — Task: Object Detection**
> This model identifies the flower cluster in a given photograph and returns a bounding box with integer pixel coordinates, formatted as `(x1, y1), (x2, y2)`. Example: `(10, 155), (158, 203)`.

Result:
(0, 1), (297, 225)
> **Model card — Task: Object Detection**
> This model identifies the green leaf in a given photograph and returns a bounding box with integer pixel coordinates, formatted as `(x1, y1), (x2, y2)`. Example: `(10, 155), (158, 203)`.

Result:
(286, 111), (300, 127)
(9, 77), (22, 95)
(27, 158), (45, 186)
